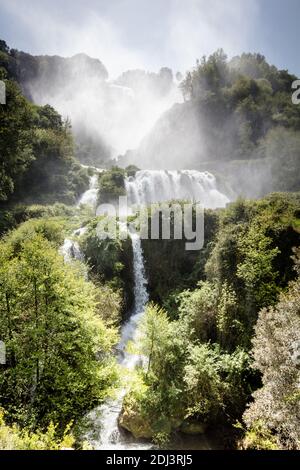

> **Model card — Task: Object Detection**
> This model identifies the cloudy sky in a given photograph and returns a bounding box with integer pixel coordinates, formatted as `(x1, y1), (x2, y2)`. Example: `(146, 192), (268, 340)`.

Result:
(0, 0), (299, 77)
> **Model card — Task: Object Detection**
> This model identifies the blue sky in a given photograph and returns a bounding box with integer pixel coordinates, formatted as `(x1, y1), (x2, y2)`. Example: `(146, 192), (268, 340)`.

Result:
(0, 0), (299, 78)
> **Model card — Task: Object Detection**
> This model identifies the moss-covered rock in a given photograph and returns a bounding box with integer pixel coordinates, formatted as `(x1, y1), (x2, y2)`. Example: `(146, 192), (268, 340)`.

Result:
(141, 208), (219, 309)
(118, 391), (184, 440)
(118, 407), (152, 439)
(118, 406), (184, 440)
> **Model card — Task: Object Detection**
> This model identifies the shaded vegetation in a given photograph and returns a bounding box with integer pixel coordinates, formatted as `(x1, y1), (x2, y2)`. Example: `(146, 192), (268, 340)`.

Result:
(242, 249), (300, 449)
(80, 216), (134, 316)
(120, 193), (300, 443)
(97, 167), (126, 204)
(0, 40), (89, 206)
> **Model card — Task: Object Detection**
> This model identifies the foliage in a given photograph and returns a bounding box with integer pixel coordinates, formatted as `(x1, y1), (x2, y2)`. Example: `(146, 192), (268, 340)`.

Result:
(177, 282), (218, 343)
(97, 167), (126, 204)
(0, 80), (34, 201)
(125, 165), (140, 177)
(121, 304), (252, 441)
(239, 421), (278, 450)
(141, 208), (219, 308)
(0, 41), (89, 206)
(3, 218), (67, 254)
(81, 217), (134, 315)
(243, 249), (300, 449)
(0, 409), (74, 450)
(0, 203), (78, 236)
(133, 50), (300, 192)
(125, 193), (300, 444)
(183, 344), (250, 423)
(205, 193), (300, 348)
(142, 193), (299, 351)
(0, 231), (119, 429)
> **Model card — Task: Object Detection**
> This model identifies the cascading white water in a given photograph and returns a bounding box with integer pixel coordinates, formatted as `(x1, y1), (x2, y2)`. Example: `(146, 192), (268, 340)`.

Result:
(125, 170), (230, 209)
(60, 238), (84, 263)
(60, 174), (98, 262)
(77, 174), (99, 209)
(85, 229), (151, 450)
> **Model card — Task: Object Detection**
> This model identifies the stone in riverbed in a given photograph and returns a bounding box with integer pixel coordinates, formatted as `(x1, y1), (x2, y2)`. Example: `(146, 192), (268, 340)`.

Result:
(118, 407), (152, 439)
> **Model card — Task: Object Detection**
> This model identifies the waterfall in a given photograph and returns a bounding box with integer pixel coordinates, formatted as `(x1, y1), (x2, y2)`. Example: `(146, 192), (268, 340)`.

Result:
(125, 170), (230, 209)
(85, 229), (150, 450)
(60, 238), (84, 263)
(60, 174), (98, 262)
(77, 174), (99, 209)
(79, 168), (229, 449)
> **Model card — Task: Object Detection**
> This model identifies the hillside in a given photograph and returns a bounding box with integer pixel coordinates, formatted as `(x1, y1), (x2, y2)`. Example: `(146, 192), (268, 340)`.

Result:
(0, 40), (89, 208)
(0, 40), (179, 166)
(121, 51), (300, 198)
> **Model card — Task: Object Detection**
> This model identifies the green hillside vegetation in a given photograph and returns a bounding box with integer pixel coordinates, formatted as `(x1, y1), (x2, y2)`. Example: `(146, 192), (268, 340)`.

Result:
(242, 248), (300, 450)
(119, 193), (300, 446)
(0, 219), (120, 439)
(0, 40), (89, 207)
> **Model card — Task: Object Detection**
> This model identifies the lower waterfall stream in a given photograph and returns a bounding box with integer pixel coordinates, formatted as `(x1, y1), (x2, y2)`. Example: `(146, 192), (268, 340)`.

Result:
(85, 230), (151, 449)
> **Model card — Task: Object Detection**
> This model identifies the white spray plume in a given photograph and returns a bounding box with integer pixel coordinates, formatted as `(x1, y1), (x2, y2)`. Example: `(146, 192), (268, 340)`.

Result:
(1, 0), (259, 161)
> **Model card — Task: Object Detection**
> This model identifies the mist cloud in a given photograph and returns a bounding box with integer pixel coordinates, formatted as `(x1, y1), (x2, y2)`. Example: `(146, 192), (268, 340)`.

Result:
(1, 0), (260, 162)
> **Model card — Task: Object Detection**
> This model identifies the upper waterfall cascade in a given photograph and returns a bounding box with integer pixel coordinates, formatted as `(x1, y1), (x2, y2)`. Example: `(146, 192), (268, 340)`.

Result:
(125, 170), (230, 209)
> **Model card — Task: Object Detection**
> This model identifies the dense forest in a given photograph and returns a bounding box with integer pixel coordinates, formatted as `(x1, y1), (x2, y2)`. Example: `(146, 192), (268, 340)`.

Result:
(0, 40), (90, 209)
(0, 37), (300, 450)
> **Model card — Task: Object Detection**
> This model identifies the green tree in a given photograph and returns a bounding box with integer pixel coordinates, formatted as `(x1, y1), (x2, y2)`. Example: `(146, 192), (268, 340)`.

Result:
(0, 234), (118, 428)
(243, 250), (300, 449)
(0, 80), (34, 201)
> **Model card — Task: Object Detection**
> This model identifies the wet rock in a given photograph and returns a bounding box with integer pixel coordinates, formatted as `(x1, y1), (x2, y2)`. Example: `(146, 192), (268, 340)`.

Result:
(119, 407), (152, 439)
(180, 421), (207, 435)
(170, 418), (183, 430)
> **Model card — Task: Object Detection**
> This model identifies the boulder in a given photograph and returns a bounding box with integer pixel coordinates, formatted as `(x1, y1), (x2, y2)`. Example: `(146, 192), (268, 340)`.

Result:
(119, 407), (152, 439)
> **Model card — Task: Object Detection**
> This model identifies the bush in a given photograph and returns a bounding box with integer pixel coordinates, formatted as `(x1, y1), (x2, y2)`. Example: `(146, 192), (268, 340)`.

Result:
(81, 217), (134, 315)
(0, 409), (74, 450)
(243, 249), (300, 449)
(97, 167), (126, 204)
(0, 232), (119, 428)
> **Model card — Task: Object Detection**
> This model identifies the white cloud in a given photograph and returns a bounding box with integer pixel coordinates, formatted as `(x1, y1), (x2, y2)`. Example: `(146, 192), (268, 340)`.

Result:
(1, 0), (147, 77)
(166, 0), (259, 72)
(2, 0), (259, 76)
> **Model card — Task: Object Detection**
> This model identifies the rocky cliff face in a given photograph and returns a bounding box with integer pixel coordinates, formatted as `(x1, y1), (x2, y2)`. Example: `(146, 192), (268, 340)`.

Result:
(3, 47), (112, 165)
(12, 51), (108, 100)
(6, 46), (179, 166)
